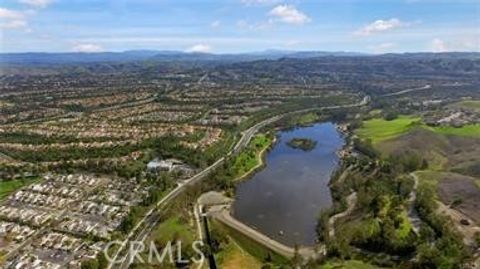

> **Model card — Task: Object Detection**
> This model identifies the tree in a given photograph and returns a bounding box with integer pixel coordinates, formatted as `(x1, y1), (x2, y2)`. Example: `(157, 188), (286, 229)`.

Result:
(81, 259), (99, 269)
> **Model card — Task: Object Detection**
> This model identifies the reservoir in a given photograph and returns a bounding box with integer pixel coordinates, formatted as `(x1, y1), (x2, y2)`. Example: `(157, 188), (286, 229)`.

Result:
(232, 122), (344, 247)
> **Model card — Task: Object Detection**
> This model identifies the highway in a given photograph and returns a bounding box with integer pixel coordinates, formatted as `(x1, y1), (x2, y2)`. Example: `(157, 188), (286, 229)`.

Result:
(108, 96), (369, 269)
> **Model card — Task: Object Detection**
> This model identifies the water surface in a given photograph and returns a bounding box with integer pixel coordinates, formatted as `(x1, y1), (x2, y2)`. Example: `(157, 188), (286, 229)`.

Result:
(233, 122), (344, 246)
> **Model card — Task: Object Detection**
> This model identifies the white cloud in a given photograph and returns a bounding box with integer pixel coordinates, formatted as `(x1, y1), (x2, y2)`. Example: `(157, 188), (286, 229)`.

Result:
(18, 0), (54, 8)
(368, 42), (396, 53)
(72, 43), (104, 53)
(285, 40), (300, 47)
(236, 19), (272, 31)
(268, 5), (311, 25)
(431, 38), (447, 52)
(241, 0), (279, 6)
(186, 44), (212, 53)
(429, 37), (479, 52)
(0, 19), (28, 29)
(0, 7), (25, 20)
(0, 7), (29, 30)
(355, 18), (404, 36)
(210, 20), (221, 28)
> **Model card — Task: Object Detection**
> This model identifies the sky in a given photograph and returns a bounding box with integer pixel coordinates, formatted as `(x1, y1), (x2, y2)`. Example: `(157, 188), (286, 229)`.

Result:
(0, 0), (479, 53)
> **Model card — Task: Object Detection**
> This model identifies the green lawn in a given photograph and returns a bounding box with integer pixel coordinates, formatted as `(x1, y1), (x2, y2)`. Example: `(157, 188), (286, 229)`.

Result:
(231, 134), (272, 178)
(358, 115), (480, 145)
(356, 116), (421, 144)
(212, 220), (289, 265)
(0, 177), (40, 200)
(216, 241), (262, 269)
(150, 216), (195, 245)
(428, 124), (480, 138)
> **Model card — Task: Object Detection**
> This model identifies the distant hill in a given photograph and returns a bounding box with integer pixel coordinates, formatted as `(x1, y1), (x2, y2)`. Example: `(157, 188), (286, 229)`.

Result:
(0, 50), (478, 66)
(0, 50), (369, 65)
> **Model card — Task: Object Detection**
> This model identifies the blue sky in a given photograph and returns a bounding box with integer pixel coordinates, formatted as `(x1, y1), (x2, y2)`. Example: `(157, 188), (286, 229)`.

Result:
(0, 0), (479, 53)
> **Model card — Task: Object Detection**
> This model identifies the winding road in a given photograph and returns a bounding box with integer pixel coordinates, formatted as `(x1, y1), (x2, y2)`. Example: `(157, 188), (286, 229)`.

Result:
(328, 192), (357, 238)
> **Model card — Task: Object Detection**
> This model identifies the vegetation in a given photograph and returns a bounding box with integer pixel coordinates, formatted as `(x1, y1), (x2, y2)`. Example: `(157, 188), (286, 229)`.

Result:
(414, 181), (470, 268)
(211, 220), (289, 266)
(231, 134), (273, 178)
(320, 260), (382, 269)
(428, 124), (480, 138)
(324, 108), (477, 268)
(80, 253), (108, 269)
(356, 116), (421, 144)
(450, 100), (480, 112)
(150, 216), (195, 246)
(3, 51), (480, 268)
(207, 133), (274, 195)
(0, 177), (40, 200)
(286, 138), (317, 151)
(293, 112), (320, 126)
(216, 240), (262, 269)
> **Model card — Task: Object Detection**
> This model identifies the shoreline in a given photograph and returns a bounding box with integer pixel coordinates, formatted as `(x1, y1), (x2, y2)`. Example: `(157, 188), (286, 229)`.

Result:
(233, 135), (277, 182)
(230, 121), (349, 246)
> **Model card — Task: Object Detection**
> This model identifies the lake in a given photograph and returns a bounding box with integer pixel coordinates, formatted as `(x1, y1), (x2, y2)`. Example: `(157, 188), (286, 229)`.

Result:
(232, 122), (345, 247)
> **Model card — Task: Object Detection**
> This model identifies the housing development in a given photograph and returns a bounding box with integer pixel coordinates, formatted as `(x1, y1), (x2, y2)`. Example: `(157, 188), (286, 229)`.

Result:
(1, 1), (480, 269)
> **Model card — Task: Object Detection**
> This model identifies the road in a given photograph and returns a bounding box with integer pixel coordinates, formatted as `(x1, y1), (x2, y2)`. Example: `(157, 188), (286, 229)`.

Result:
(109, 96), (369, 269)
(381, 84), (431, 97)
(209, 205), (318, 259)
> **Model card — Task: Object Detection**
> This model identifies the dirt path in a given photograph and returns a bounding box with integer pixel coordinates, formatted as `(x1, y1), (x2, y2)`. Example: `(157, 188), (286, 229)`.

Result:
(408, 173), (422, 233)
(328, 192), (357, 238)
(411, 172), (480, 246)
(436, 201), (480, 246)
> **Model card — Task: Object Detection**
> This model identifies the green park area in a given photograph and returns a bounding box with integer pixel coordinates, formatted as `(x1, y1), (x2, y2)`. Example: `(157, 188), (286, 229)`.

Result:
(357, 115), (480, 145)
(356, 116), (421, 144)
(230, 133), (273, 179)
(425, 124), (480, 138)
(216, 240), (262, 269)
(150, 216), (195, 245)
(0, 177), (40, 200)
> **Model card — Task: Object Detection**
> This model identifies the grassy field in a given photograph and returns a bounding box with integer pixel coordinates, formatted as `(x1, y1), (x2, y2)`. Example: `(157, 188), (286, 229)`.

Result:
(321, 260), (383, 269)
(212, 220), (289, 265)
(428, 124), (480, 138)
(450, 100), (480, 112)
(231, 134), (272, 178)
(149, 216), (195, 245)
(356, 116), (421, 144)
(0, 177), (40, 200)
(357, 114), (480, 145)
(295, 112), (320, 125)
(217, 241), (262, 269)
